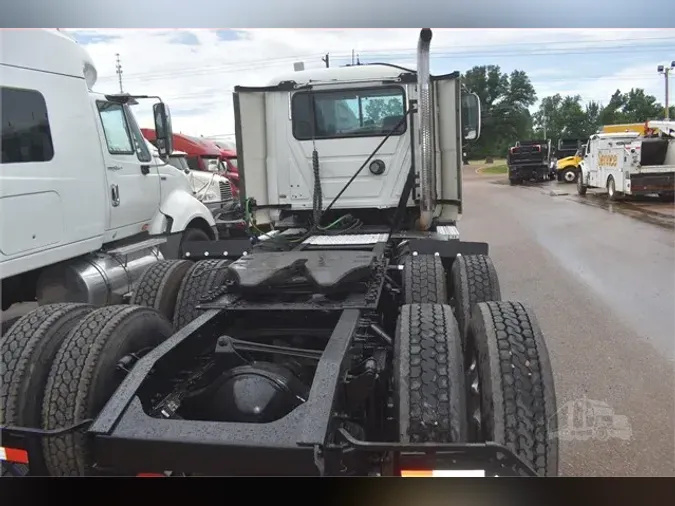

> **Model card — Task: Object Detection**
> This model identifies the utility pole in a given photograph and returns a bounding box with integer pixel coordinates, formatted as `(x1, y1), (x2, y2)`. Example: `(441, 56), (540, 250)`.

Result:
(321, 53), (330, 68)
(543, 115), (547, 139)
(115, 53), (124, 93)
(657, 61), (675, 119)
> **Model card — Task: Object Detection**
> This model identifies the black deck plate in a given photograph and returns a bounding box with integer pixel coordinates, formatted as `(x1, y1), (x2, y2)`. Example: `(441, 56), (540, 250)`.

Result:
(228, 251), (376, 291)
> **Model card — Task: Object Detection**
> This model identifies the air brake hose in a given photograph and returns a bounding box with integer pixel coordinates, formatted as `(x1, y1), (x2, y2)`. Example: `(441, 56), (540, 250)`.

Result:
(320, 109), (413, 224)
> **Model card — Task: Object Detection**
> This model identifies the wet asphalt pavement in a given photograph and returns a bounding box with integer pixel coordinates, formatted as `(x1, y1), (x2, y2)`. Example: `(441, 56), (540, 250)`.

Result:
(461, 166), (675, 477)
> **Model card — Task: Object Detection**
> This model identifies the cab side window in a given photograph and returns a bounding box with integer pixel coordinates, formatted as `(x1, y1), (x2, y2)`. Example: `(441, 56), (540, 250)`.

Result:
(97, 102), (134, 154)
(125, 105), (152, 163)
(1, 86), (54, 164)
(96, 101), (151, 163)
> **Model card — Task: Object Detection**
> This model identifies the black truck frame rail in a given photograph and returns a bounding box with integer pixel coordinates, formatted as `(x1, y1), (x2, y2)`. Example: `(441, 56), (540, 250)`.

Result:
(0, 232), (535, 477)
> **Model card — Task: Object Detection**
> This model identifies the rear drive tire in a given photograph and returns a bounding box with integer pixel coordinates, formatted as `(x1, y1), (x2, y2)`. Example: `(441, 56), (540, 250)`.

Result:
(41, 305), (174, 476)
(130, 260), (194, 321)
(394, 304), (467, 444)
(403, 254), (447, 304)
(464, 301), (558, 476)
(450, 254), (501, 350)
(173, 259), (232, 331)
(0, 304), (93, 476)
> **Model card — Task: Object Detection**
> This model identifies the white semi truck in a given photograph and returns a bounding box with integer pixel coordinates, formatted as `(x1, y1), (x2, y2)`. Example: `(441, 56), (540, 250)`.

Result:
(0, 29), (218, 311)
(145, 142), (236, 208)
(577, 121), (675, 201)
(0, 29), (559, 478)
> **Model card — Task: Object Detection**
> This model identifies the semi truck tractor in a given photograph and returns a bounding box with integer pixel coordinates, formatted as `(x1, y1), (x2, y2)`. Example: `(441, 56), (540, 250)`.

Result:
(1, 29), (559, 478)
(0, 29), (217, 311)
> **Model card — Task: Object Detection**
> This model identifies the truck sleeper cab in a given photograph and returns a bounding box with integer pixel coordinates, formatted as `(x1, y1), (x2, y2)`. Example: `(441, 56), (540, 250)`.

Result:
(0, 29), (217, 310)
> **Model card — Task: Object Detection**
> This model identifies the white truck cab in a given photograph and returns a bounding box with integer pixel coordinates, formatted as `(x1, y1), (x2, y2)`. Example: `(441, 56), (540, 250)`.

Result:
(578, 124), (675, 201)
(146, 142), (235, 207)
(234, 58), (480, 230)
(0, 29), (217, 310)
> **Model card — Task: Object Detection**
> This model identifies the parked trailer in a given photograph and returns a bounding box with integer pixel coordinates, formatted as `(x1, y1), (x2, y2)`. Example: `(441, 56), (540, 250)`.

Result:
(1, 30), (558, 478)
(578, 122), (675, 201)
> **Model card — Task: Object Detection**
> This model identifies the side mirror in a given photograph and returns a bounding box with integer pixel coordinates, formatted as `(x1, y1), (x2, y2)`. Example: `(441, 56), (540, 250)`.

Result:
(153, 102), (173, 159)
(461, 92), (481, 141)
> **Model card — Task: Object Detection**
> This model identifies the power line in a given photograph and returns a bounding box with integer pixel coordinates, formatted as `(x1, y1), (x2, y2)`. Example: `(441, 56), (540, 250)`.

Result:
(122, 73), (669, 105)
(98, 35), (675, 80)
(97, 38), (675, 83)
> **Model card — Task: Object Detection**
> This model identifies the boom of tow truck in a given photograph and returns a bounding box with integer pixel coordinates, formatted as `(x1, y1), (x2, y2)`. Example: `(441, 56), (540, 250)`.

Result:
(1, 29), (559, 478)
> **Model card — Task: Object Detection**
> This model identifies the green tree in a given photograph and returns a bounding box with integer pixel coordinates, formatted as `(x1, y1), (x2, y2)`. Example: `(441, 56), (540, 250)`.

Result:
(621, 88), (663, 122)
(583, 101), (602, 135)
(461, 65), (536, 158)
(459, 65), (670, 161)
(533, 94), (588, 141)
(363, 97), (402, 124)
(598, 89), (627, 125)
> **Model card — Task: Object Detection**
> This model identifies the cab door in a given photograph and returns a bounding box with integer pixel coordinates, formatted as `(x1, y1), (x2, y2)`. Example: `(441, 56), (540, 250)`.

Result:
(585, 140), (599, 187)
(95, 100), (160, 231)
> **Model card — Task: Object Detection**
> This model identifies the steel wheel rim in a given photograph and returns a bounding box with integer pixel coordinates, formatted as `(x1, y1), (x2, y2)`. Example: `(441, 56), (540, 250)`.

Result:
(466, 346), (483, 442)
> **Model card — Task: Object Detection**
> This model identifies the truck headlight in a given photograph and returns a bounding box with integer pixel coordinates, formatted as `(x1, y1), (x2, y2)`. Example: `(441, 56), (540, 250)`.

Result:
(201, 189), (220, 203)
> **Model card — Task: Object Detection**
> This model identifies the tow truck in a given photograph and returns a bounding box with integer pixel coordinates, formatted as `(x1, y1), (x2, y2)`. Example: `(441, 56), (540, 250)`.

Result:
(578, 120), (675, 201)
(1, 29), (559, 477)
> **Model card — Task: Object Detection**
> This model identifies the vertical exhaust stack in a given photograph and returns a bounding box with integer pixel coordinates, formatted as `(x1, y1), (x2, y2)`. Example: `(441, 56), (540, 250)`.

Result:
(417, 28), (434, 231)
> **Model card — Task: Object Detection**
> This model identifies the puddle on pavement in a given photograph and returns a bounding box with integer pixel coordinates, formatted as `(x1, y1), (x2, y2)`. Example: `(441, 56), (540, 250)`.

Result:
(571, 194), (675, 230)
(490, 178), (675, 229)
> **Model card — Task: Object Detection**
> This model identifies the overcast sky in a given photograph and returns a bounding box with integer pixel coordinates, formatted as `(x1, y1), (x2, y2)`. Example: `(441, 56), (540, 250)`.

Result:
(67, 29), (675, 142)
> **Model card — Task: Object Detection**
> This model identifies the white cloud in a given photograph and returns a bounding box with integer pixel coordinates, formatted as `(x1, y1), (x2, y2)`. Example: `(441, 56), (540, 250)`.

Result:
(67, 28), (675, 139)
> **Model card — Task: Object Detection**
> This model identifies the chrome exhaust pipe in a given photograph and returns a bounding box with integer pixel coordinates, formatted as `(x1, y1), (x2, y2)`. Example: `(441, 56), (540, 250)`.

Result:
(417, 28), (434, 231)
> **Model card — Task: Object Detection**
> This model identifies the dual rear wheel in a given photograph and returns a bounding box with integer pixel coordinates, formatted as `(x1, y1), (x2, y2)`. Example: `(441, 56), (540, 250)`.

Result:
(0, 258), (233, 476)
(396, 253), (558, 476)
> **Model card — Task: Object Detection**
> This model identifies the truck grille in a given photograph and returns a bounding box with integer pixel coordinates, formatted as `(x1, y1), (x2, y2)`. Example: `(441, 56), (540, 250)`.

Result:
(219, 180), (233, 202)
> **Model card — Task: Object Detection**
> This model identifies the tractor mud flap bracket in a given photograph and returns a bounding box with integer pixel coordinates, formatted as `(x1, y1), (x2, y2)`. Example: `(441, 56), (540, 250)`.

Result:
(396, 238), (488, 258)
(336, 429), (538, 477)
(182, 238), (252, 260)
